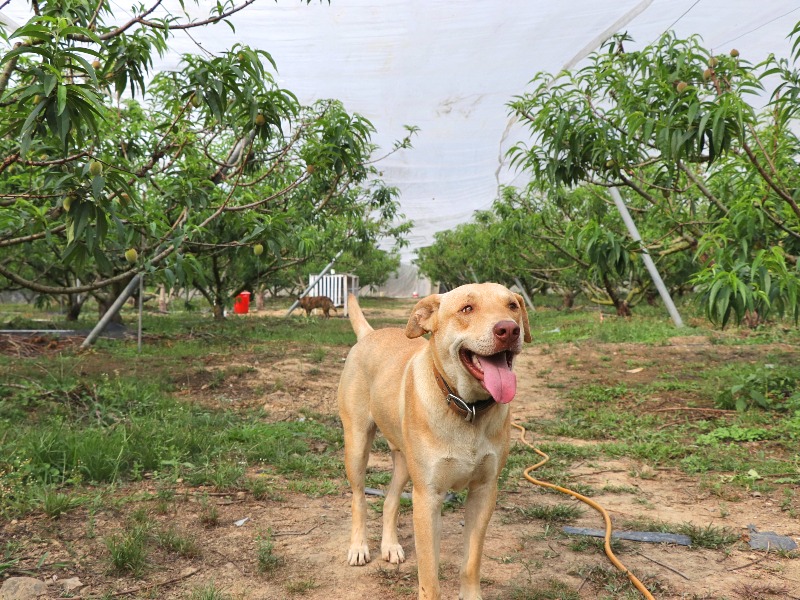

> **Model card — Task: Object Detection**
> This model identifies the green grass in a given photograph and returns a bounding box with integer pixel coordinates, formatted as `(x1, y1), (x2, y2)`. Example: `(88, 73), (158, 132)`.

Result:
(104, 521), (150, 576)
(256, 530), (281, 575)
(0, 372), (344, 517)
(188, 582), (231, 600)
(154, 526), (201, 558)
(514, 502), (584, 523)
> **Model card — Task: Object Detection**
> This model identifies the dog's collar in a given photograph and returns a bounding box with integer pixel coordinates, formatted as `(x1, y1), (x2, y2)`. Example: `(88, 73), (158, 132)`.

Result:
(432, 367), (497, 423)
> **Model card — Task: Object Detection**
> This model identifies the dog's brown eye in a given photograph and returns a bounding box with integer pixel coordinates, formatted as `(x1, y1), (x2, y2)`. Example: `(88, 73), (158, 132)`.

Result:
(509, 301), (518, 310)
(461, 305), (473, 314)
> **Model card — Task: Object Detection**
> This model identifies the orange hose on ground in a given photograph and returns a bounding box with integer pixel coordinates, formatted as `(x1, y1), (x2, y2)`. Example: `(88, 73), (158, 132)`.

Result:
(512, 422), (656, 600)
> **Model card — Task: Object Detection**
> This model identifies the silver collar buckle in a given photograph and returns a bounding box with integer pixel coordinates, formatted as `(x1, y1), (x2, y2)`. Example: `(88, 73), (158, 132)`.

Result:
(447, 393), (477, 422)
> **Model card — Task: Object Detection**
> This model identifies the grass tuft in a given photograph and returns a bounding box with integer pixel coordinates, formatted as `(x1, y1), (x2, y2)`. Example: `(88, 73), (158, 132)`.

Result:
(256, 529), (281, 575)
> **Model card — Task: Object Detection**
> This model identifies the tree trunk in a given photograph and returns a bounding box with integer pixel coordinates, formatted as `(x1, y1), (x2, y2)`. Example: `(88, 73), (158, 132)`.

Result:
(94, 278), (132, 325)
(65, 294), (85, 321)
(602, 274), (632, 318)
(213, 302), (225, 320)
(97, 297), (124, 325)
(561, 291), (575, 310)
(158, 285), (168, 313)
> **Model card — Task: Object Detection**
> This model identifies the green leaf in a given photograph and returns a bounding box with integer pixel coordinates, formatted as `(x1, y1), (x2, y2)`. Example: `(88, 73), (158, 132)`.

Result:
(56, 84), (67, 116)
(91, 175), (105, 199)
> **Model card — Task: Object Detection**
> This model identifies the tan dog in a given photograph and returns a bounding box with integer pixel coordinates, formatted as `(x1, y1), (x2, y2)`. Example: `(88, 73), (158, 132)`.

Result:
(337, 283), (531, 600)
(298, 295), (336, 318)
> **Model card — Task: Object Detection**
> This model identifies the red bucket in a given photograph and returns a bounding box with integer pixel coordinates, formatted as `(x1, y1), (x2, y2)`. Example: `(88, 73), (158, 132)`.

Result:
(233, 291), (251, 314)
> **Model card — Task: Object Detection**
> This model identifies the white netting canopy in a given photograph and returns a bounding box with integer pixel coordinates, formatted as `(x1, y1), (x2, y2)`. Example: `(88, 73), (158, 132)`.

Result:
(3, 0), (797, 262)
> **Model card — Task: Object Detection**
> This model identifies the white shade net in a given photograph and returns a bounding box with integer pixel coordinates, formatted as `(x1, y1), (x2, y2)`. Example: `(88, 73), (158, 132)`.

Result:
(3, 0), (796, 262)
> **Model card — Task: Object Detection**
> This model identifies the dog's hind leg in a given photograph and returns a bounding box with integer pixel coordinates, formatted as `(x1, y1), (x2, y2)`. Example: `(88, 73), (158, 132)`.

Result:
(381, 448), (409, 564)
(342, 420), (377, 566)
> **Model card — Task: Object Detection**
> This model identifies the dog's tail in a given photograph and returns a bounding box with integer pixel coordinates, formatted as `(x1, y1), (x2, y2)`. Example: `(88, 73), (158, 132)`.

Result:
(347, 293), (373, 340)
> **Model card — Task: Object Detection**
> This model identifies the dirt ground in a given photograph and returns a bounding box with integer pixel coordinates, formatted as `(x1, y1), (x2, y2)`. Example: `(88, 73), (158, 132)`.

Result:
(3, 305), (800, 599)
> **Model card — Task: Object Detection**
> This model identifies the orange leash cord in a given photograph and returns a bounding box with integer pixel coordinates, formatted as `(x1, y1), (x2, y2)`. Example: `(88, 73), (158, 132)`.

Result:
(512, 422), (656, 600)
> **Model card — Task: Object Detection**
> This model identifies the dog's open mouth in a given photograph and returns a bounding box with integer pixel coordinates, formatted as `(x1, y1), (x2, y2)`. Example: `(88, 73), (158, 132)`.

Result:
(459, 349), (517, 404)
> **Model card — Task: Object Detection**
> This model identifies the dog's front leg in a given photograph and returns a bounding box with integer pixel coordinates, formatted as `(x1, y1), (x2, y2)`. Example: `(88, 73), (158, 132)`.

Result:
(458, 480), (498, 600)
(412, 486), (445, 600)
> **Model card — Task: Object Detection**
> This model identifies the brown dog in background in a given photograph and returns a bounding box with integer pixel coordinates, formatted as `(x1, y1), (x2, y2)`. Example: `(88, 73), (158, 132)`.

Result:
(298, 295), (336, 318)
(337, 283), (531, 600)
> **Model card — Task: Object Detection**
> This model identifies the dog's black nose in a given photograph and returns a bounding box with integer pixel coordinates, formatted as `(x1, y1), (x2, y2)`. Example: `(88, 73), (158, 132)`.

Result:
(494, 320), (520, 343)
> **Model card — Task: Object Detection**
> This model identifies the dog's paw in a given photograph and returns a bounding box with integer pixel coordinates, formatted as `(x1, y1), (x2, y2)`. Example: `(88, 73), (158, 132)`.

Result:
(381, 543), (405, 564)
(458, 587), (482, 600)
(347, 544), (371, 566)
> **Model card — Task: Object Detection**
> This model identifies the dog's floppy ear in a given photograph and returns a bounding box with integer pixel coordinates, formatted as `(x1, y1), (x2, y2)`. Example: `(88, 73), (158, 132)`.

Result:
(514, 293), (532, 343)
(405, 295), (440, 339)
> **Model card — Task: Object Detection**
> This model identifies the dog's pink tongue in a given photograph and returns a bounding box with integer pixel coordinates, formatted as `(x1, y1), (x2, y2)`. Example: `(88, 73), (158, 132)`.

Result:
(478, 354), (517, 404)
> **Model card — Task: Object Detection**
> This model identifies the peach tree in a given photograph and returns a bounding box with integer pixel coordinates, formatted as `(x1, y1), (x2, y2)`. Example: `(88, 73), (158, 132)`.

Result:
(507, 28), (800, 326)
(0, 1), (412, 319)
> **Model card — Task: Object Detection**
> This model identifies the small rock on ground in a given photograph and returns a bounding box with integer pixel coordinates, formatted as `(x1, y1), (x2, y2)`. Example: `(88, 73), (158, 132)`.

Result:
(0, 577), (47, 600)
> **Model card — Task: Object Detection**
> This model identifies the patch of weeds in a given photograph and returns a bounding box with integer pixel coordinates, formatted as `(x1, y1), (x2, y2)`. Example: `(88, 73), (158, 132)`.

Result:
(309, 348), (327, 363)
(696, 425), (771, 444)
(628, 467), (658, 480)
(104, 523), (149, 576)
(700, 477), (743, 502)
(576, 565), (642, 599)
(198, 495), (219, 527)
(256, 530), (281, 575)
(207, 370), (227, 390)
(38, 486), (81, 518)
(373, 563), (415, 593)
(619, 516), (674, 533)
(677, 522), (739, 549)
(286, 478), (340, 497)
(244, 476), (272, 501)
(189, 582), (230, 600)
(207, 462), (244, 490)
(569, 384), (629, 404)
(285, 577), (318, 595)
(567, 535), (625, 554)
(716, 364), (800, 412)
(154, 487), (175, 515)
(515, 502), (583, 523)
(154, 527), (200, 558)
